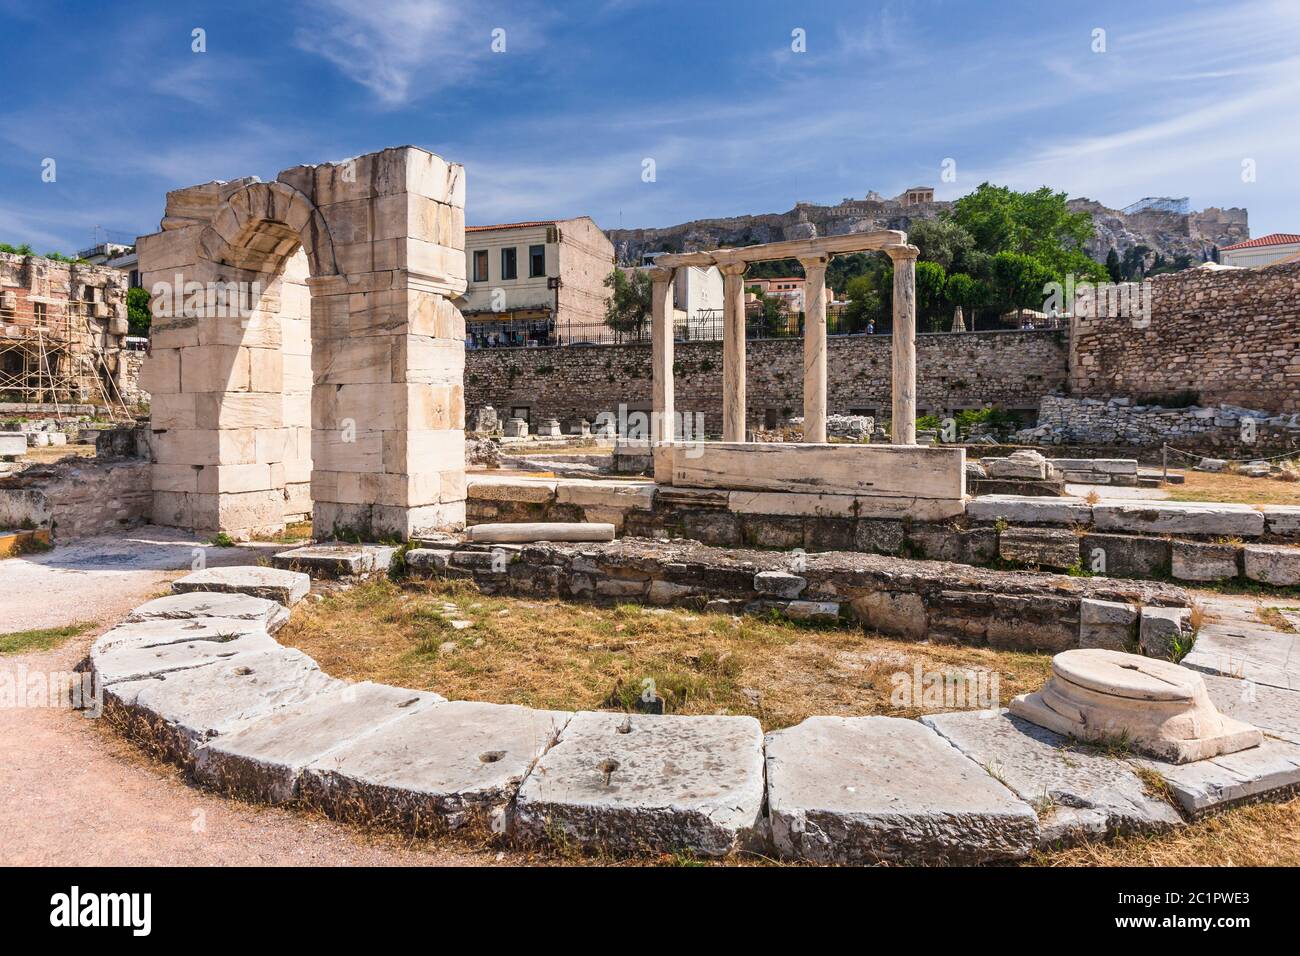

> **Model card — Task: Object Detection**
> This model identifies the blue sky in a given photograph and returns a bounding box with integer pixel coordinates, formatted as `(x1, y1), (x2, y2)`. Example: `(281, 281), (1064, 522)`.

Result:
(2, 0), (1297, 254)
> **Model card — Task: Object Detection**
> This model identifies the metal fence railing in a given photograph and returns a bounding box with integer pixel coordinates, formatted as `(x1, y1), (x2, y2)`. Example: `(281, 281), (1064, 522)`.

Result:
(465, 308), (1065, 349)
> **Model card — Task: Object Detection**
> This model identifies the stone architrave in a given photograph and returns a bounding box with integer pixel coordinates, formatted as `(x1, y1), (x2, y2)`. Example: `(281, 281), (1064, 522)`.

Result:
(137, 147), (469, 541)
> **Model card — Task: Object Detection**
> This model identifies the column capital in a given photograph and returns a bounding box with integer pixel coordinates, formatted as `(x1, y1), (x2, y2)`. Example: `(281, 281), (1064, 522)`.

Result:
(885, 244), (921, 262)
(797, 254), (830, 271)
(718, 261), (748, 277)
(646, 266), (675, 284)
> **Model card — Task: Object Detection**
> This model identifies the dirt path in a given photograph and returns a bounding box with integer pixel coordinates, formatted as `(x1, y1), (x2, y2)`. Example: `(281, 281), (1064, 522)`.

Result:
(0, 529), (497, 867)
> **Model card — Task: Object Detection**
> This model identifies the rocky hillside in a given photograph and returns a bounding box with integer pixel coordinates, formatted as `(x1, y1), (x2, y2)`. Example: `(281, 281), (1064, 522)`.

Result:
(607, 194), (1248, 270)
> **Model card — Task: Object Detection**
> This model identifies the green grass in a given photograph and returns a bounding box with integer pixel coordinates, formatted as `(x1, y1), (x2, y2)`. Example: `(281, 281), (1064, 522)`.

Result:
(0, 620), (97, 655)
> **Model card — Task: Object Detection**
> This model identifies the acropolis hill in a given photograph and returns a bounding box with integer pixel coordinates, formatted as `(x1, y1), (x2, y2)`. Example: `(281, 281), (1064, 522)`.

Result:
(607, 189), (1249, 267)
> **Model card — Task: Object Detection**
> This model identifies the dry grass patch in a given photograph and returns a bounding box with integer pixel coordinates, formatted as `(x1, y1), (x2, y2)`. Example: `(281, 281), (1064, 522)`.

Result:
(251, 519), (313, 545)
(276, 578), (1053, 730)
(1166, 471), (1300, 506)
(1038, 796), (1300, 866)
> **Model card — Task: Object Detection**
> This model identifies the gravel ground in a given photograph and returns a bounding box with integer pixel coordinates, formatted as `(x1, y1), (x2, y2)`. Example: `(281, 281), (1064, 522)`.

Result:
(0, 527), (496, 867)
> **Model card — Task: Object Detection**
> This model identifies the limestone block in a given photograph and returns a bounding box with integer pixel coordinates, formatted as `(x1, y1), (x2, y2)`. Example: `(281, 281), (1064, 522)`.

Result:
(922, 710), (1182, 845)
(1138, 738), (1300, 817)
(149, 393), (198, 429)
(301, 700), (569, 831)
(91, 616), (270, 654)
(93, 628), (279, 685)
(765, 716), (1038, 864)
(195, 392), (284, 429)
(180, 345), (251, 394)
(986, 450), (1049, 480)
(0, 434), (27, 457)
(194, 682), (444, 803)
(1093, 501), (1265, 537)
(172, 565), (311, 606)
(514, 712), (766, 857)
(1243, 545), (1300, 586)
(1080, 533), (1170, 579)
(1261, 506), (1300, 536)
(753, 570), (807, 599)
(966, 495), (1093, 526)
(1079, 598), (1138, 651)
(139, 347), (181, 396)
(852, 519), (907, 555)
(554, 480), (657, 512)
(404, 548), (453, 573)
(196, 463), (274, 496)
(272, 543), (398, 577)
(998, 527), (1081, 570)
(848, 590), (928, 638)
(465, 522), (615, 544)
(905, 526), (998, 565)
(784, 600), (841, 623)
(1139, 606), (1192, 659)
(125, 591), (290, 633)
(729, 490), (963, 522)
(1171, 540), (1240, 582)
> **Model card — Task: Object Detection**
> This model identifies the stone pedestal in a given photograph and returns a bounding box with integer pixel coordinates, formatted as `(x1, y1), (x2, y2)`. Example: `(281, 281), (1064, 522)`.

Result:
(503, 418), (528, 438)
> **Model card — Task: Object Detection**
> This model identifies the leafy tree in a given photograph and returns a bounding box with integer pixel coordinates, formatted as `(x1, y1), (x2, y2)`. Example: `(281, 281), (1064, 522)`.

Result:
(914, 260), (948, 332)
(0, 243), (34, 256)
(843, 266), (892, 331)
(990, 251), (1054, 323)
(951, 183), (1105, 284)
(603, 268), (653, 340)
(754, 291), (790, 337)
(944, 272), (992, 326)
(908, 218), (975, 273)
(126, 286), (152, 336)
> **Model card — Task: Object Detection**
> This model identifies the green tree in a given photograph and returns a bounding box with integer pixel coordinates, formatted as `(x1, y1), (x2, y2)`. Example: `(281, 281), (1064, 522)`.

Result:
(1105, 248), (1122, 283)
(944, 272), (992, 327)
(990, 251), (1054, 323)
(908, 218), (976, 273)
(754, 291), (789, 337)
(843, 267), (892, 331)
(126, 286), (152, 336)
(914, 260), (948, 332)
(603, 268), (653, 340)
(951, 183), (1105, 284)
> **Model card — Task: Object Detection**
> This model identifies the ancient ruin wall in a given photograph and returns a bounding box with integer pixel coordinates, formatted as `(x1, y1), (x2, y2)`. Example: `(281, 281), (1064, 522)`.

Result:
(1069, 262), (1300, 414)
(465, 330), (1068, 433)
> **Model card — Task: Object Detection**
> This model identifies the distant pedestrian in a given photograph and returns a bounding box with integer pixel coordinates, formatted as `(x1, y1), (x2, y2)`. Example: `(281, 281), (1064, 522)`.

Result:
(866, 319), (875, 335)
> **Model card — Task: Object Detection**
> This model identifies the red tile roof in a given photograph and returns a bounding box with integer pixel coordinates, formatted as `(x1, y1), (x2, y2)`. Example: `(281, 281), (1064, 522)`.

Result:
(1220, 233), (1300, 251)
(465, 220), (556, 232)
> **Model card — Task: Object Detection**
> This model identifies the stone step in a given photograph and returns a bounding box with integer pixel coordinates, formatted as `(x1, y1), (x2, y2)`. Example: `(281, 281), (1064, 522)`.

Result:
(125, 591), (289, 634)
(765, 715), (1039, 864)
(272, 543), (398, 577)
(172, 565), (311, 606)
(514, 711), (766, 857)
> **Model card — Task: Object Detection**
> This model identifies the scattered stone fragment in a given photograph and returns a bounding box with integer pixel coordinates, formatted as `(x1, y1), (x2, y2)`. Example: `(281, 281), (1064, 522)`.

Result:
(1242, 545), (1300, 586)
(765, 715), (1038, 864)
(272, 543), (398, 577)
(172, 565), (311, 606)
(514, 711), (766, 857)
(753, 570), (807, 599)
(1138, 739), (1300, 816)
(1078, 598), (1138, 651)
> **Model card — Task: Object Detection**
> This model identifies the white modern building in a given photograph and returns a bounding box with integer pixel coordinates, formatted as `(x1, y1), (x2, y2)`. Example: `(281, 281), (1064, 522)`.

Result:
(1219, 233), (1300, 268)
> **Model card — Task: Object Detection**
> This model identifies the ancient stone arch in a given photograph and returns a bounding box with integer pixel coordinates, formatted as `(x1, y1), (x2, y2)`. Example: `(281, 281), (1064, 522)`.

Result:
(137, 146), (467, 541)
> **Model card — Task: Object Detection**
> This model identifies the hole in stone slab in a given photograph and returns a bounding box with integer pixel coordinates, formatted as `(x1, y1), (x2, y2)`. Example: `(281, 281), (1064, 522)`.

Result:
(398, 697), (421, 708)
(598, 758), (620, 785)
(233, 666), (254, 676)
(616, 718), (633, 734)
(479, 750), (506, 763)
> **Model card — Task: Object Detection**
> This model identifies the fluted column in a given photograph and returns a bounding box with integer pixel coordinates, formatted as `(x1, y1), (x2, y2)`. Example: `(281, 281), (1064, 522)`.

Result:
(648, 266), (675, 445)
(886, 244), (919, 445)
(719, 261), (748, 442)
(799, 254), (829, 443)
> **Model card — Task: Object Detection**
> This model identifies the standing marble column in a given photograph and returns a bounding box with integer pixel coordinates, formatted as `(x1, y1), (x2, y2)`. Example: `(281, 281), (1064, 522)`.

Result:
(648, 266), (676, 445)
(799, 254), (830, 443)
(719, 261), (749, 442)
(886, 245), (920, 445)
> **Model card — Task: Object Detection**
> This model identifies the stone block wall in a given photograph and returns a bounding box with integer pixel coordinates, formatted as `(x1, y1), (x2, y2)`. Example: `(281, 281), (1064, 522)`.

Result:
(1069, 262), (1300, 415)
(0, 459), (151, 539)
(465, 330), (1067, 434)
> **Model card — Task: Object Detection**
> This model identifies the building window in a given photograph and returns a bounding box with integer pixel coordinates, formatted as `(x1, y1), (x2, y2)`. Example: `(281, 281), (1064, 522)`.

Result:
(472, 250), (489, 283)
(529, 244), (545, 278)
(501, 247), (518, 281)
(33, 302), (47, 328)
